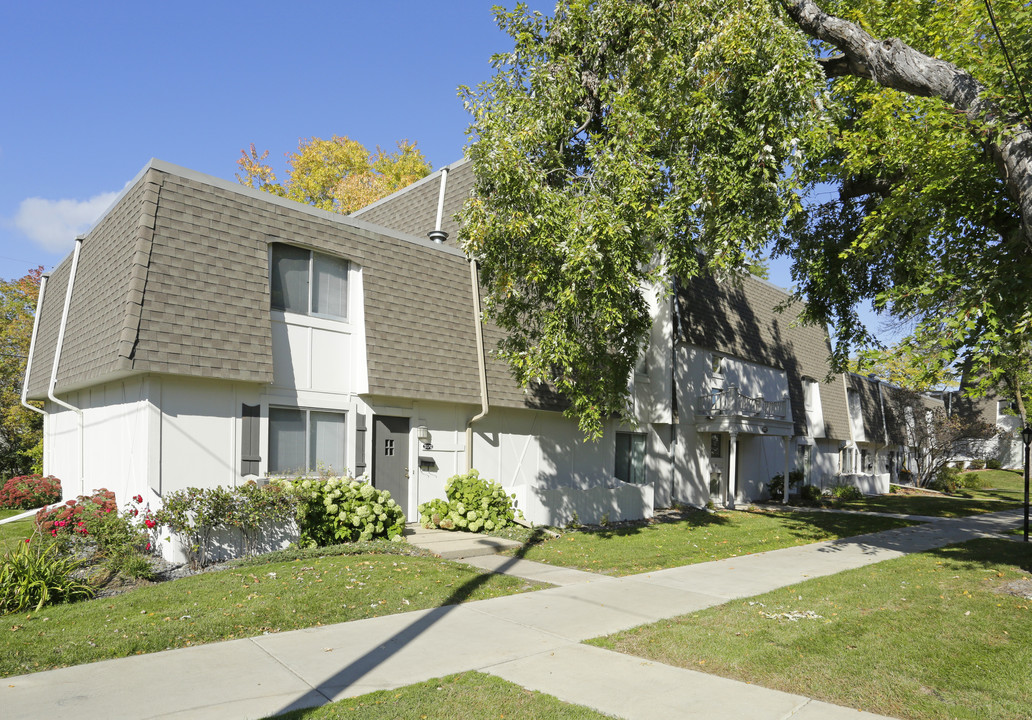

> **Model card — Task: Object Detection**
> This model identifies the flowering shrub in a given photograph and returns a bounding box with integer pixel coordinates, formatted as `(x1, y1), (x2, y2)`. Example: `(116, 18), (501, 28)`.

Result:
(34, 490), (155, 579)
(35, 489), (118, 542)
(283, 476), (405, 546)
(0, 474), (61, 510)
(418, 470), (520, 533)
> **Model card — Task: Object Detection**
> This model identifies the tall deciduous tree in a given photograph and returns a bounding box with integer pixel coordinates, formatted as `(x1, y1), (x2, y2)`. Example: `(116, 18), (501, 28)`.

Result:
(0, 268), (43, 478)
(460, 0), (1032, 437)
(237, 136), (432, 214)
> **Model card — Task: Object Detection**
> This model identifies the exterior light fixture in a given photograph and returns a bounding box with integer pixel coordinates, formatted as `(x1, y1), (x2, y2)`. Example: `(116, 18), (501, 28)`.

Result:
(416, 425), (432, 450)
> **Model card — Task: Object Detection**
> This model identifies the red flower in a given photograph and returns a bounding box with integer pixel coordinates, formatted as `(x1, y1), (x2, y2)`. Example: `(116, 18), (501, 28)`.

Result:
(23, 538), (30, 544)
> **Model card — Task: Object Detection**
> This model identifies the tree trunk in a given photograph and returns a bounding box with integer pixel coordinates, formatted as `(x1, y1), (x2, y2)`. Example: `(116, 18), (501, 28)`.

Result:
(781, 0), (1032, 251)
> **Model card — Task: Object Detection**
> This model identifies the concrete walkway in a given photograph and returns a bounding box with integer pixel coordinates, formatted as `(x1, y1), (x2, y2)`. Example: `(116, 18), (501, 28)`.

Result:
(2, 509), (1024, 720)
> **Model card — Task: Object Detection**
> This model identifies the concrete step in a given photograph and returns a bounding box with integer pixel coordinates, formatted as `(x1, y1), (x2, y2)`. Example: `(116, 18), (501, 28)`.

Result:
(403, 523), (523, 559)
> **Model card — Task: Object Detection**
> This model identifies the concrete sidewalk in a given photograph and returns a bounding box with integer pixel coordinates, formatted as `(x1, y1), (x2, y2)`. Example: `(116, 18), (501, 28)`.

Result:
(2, 508), (1024, 720)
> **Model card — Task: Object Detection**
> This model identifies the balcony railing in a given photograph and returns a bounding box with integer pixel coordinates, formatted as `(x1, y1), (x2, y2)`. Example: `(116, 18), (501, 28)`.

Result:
(697, 386), (787, 420)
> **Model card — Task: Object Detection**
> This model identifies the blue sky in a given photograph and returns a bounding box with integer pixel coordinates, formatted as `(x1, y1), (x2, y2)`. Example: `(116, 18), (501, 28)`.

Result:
(0, 0), (895, 341)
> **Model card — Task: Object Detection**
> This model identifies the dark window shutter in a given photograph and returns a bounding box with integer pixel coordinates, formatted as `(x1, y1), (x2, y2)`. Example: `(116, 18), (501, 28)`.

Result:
(354, 413), (367, 476)
(241, 404), (261, 475)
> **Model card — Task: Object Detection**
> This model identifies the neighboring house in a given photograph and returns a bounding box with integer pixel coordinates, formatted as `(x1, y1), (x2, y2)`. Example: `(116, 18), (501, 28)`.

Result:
(26, 158), (946, 543)
(948, 390), (1022, 469)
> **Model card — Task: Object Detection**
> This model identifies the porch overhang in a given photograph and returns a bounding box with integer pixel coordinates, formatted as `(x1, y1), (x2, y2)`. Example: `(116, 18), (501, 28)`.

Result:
(694, 415), (794, 437)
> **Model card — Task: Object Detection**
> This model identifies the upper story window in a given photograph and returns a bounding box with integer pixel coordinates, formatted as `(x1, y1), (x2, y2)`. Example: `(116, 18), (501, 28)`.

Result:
(271, 244), (348, 320)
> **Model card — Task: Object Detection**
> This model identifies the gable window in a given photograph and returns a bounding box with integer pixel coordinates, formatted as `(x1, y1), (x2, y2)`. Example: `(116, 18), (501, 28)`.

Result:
(615, 432), (647, 484)
(271, 244), (348, 320)
(269, 407), (346, 475)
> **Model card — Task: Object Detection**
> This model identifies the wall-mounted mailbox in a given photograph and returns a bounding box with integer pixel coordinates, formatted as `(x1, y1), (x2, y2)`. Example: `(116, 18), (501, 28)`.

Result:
(418, 456), (437, 471)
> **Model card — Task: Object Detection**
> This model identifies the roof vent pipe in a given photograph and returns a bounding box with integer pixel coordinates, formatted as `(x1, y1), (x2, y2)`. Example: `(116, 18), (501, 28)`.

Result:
(427, 167), (450, 244)
(21, 273), (49, 417)
(49, 236), (86, 494)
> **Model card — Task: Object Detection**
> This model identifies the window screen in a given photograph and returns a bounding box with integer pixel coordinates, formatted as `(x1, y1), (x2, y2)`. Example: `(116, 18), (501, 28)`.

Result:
(269, 407), (347, 475)
(271, 244), (348, 320)
(615, 432), (647, 484)
(271, 244), (310, 314)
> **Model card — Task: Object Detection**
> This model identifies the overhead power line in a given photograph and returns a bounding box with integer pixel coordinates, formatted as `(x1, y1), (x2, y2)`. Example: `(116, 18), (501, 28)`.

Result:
(983, 0), (1032, 126)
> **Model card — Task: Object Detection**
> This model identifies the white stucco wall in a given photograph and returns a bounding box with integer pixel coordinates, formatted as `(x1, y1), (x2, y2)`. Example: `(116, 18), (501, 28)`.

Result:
(735, 435), (790, 502)
(43, 377), (152, 505)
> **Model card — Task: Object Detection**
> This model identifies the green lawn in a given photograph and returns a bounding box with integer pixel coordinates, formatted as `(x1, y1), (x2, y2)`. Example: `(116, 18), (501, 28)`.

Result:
(501, 509), (915, 576)
(830, 469), (1026, 517)
(268, 671), (615, 719)
(590, 538), (1032, 720)
(1, 549), (546, 678)
(0, 509), (35, 553)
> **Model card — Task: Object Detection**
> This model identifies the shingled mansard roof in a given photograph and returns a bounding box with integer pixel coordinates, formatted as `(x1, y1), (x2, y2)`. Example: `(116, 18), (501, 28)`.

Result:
(25, 159), (553, 411)
(677, 272), (852, 440)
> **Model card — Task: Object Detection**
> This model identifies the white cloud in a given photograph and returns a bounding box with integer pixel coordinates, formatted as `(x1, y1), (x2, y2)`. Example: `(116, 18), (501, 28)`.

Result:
(14, 191), (120, 253)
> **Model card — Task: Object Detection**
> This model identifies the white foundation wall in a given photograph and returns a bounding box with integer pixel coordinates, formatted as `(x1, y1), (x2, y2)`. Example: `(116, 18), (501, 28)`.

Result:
(43, 377), (152, 505)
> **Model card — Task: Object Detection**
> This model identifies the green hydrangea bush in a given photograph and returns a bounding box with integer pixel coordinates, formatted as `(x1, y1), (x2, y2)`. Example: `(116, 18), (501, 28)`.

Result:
(283, 476), (405, 547)
(418, 470), (520, 533)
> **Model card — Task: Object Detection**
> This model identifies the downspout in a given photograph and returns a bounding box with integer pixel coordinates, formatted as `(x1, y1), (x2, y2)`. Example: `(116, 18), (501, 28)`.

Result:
(21, 273), (49, 417)
(423, 165), (490, 471)
(49, 236), (85, 494)
(466, 257), (490, 472)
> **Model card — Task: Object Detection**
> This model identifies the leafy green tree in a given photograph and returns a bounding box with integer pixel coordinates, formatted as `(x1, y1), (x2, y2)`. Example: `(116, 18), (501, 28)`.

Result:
(850, 332), (960, 394)
(237, 136), (431, 214)
(460, 0), (1032, 437)
(0, 268), (43, 478)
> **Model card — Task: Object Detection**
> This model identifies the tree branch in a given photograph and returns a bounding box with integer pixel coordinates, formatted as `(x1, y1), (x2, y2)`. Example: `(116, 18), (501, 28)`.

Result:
(781, 0), (1032, 251)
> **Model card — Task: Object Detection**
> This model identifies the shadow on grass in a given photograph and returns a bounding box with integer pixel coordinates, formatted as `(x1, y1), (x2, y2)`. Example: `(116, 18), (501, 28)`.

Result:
(270, 527), (551, 718)
(923, 536), (1032, 574)
(582, 507), (731, 541)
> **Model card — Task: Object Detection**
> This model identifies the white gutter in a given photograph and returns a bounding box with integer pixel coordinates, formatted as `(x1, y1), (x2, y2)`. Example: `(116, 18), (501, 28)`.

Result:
(49, 236), (85, 493)
(20, 273), (49, 416)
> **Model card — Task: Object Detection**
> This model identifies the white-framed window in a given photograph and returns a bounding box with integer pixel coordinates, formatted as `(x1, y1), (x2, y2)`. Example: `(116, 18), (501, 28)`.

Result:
(615, 432), (647, 484)
(270, 244), (349, 320)
(269, 407), (346, 475)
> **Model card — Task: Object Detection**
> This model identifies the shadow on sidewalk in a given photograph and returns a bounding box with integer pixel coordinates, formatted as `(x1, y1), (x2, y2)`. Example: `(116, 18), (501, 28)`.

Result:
(270, 527), (548, 718)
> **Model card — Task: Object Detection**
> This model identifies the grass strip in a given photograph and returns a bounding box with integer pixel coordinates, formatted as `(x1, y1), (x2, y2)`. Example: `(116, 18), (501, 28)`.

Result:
(1, 552), (545, 678)
(503, 508), (915, 576)
(830, 469), (1025, 517)
(268, 671), (615, 719)
(0, 514), (35, 553)
(589, 538), (1032, 720)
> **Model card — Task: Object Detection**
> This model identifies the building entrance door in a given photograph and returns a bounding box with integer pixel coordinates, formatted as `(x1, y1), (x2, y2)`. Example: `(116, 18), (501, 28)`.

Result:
(373, 416), (409, 507)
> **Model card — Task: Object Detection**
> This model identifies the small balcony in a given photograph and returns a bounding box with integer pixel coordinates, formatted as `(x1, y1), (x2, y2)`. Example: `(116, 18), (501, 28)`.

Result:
(696, 386), (787, 421)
